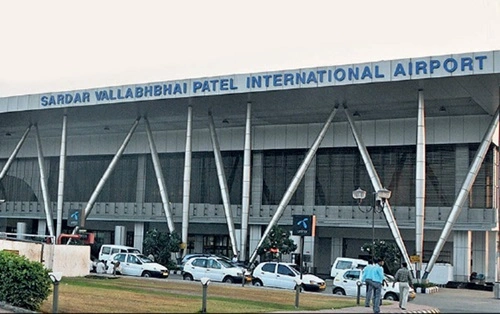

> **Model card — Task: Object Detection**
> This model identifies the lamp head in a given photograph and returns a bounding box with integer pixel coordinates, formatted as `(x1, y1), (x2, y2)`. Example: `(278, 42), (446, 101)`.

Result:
(352, 187), (367, 202)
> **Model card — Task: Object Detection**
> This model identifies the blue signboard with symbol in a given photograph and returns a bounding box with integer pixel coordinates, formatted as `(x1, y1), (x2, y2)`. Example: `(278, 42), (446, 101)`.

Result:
(68, 209), (81, 227)
(292, 215), (316, 236)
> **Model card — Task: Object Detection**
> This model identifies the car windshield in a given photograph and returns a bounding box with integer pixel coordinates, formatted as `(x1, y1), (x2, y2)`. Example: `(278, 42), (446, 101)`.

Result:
(137, 254), (154, 263)
(217, 258), (236, 268)
(288, 264), (301, 275)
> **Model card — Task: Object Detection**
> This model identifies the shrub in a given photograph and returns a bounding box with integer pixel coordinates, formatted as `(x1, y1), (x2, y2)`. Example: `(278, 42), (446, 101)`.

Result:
(0, 250), (52, 311)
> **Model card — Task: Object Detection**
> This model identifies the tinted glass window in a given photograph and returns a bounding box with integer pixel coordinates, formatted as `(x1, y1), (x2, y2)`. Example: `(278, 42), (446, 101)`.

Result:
(344, 270), (360, 280)
(335, 261), (353, 270)
(114, 254), (126, 262)
(192, 258), (207, 268)
(261, 263), (276, 273)
(277, 264), (295, 276)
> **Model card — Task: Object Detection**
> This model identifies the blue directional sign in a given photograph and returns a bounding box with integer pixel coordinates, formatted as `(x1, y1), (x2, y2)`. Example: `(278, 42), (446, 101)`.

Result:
(68, 209), (81, 227)
(292, 215), (316, 236)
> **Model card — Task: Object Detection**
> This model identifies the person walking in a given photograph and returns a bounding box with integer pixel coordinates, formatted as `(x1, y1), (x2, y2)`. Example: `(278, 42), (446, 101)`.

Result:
(393, 262), (413, 310)
(371, 258), (385, 314)
(361, 261), (375, 307)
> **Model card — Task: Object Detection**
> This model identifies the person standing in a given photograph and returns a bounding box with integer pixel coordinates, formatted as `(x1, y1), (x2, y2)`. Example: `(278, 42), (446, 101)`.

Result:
(393, 262), (413, 310)
(361, 261), (375, 307)
(371, 258), (385, 314)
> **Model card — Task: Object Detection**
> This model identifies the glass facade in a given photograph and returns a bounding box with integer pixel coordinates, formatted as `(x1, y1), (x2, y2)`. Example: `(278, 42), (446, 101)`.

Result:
(0, 144), (493, 209)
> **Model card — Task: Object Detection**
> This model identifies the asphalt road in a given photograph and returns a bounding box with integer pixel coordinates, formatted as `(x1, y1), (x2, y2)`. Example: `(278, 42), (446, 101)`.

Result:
(411, 286), (500, 313)
(171, 273), (500, 313)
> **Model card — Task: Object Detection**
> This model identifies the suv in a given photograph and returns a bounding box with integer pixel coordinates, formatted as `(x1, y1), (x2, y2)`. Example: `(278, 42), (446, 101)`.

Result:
(251, 261), (326, 292)
(182, 256), (246, 283)
(330, 257), (368, 279)
(332, 268), (416, 301)
(98, 244), (141, 262)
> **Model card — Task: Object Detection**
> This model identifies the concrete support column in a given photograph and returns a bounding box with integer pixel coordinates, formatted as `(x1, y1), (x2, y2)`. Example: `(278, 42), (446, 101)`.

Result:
(194, 235), (203, 253)
(453, 230), (471, 282)
(16, 222), (26, 239)
(136, 155), (147, 203)
(115, 226), (126, 245)
(133, 222), (144, 252)
(332, 237), (343, 261)
(487, 231), (497, 282)
(37, 219), (47, 236)
(304, 155), (316, 206)
(471, 231), (487, 277)
(249, 225), (262, 263)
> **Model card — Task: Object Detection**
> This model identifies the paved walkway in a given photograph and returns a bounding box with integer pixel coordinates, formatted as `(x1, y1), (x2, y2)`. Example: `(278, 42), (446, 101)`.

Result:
(277, 299), (440, 313)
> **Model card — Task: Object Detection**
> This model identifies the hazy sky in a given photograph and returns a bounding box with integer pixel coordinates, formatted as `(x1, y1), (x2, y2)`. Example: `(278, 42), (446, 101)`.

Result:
(1, 0), (500, 97)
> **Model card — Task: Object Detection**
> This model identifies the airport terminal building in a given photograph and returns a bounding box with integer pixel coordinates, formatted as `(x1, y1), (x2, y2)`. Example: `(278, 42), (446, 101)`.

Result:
(0, 50), (498, 281)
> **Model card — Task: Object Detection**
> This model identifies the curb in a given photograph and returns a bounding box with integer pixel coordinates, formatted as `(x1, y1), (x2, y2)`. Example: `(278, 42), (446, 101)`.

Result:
(417, 286), (440, 294)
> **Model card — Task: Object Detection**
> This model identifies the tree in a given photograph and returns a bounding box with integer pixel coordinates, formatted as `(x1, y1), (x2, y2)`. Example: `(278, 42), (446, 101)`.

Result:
(257, 225), (297, 262)
(142, 229), (181, 269)
(362, 240), (401, 275)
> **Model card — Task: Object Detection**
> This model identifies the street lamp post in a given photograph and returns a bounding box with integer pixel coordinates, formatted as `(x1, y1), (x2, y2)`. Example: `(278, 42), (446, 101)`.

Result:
(352, 187), (391, 262)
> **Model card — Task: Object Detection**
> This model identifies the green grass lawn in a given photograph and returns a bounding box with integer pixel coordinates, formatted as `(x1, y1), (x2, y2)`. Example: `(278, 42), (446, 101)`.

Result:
(40, 275), (359, 313)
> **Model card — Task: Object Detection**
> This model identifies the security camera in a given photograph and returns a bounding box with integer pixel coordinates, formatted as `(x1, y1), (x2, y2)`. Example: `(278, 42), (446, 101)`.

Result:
(200, 277), (211, 286)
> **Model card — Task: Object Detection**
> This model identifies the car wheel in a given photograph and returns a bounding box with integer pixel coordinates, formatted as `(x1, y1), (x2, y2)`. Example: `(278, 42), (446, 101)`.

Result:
(183, 273), (194, 281)
(141, 271), (151, 278)
(384, 292), (398, 301)
(332, 287), (346, 295)
(223, 276), (234, 284)
(252, 279), (263, 286)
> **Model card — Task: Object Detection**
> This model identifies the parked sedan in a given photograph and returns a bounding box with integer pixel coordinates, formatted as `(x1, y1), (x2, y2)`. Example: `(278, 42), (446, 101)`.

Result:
(111, 253), (169, 278)
(182, 255), (247, 283)
(251, 262), (326, 292)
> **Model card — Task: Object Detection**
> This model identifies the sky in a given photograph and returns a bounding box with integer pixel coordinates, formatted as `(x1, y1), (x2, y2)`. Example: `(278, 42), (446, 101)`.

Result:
(1, 0), (500, 97)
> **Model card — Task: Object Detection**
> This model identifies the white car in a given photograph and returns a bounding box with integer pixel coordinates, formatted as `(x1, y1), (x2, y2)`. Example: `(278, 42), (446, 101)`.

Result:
(182, 255), (246, 283)
(330, 257), (368, 278)
(332, 268), (416, 301)
(111, 252), (169, 278)
(251, 262), (326, 292)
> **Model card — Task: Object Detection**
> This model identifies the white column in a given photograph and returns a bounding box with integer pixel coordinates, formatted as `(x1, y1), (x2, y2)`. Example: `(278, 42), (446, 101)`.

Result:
(487, 231), (497, 282)
(332, 237), (343, 261)
(37, 219), (47, 236)
(115, 226), (126, 245)
(16, 222), (26, 239)
(453, 230), (471, 282)
(472, 231), (487, 277)
(249, 225), (262, 263)
(133, 222), (144, 252)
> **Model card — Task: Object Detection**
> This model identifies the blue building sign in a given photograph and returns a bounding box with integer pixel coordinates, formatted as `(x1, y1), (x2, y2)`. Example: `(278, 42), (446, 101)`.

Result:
(292, 215), (316, 237)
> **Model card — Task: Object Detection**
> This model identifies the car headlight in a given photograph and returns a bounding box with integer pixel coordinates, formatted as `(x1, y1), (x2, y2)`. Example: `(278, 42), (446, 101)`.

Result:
(236, 272), (243, 276)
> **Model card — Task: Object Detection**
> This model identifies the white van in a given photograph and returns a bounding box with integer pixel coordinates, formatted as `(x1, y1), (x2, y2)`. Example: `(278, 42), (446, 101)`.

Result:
(98, 244), (141, 262)
(330, 257), (368, 278)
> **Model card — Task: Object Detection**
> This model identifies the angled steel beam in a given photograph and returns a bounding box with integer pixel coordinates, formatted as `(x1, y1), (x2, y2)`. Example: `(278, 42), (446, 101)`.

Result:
(343, 105), (413, 270)
(423, 105), (500, 279)
(56, 114), (68, 239)
(72, 117), (141, 234)
(241, 100), (252, 261)
(144, 117), (175, 233)
(35, 124), (55, 238)
(208, 110), (238, 256)
(181, 105), (193, 257)
(415, 90), (426, 279)
(248, 105), (338, 266)
(0, 125), (32, 180)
